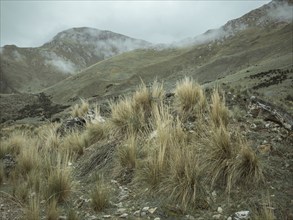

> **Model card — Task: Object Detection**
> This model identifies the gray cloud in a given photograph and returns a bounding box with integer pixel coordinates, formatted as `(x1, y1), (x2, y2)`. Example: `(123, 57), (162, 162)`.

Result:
(1, 1), (270, 47)
(41, 51), (77, 74)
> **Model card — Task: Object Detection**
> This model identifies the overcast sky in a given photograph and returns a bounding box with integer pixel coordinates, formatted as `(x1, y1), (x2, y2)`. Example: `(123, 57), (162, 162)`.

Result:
(1, 0), (270, 47)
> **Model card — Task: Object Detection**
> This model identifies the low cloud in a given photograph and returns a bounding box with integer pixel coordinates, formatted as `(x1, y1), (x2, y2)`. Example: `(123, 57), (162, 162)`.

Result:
(12, 50), (25, 62)
(41, 51), (77, 74)
(267, 2), (293, 22)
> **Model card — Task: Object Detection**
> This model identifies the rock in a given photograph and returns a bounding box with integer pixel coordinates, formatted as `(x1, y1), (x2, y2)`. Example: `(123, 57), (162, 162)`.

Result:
(217, 207), (223, 214)
(119, 213), (128, 218)
(227, 217), (232, 220)
(103, 215), (111, 219)
(142, 207), (150, 212)
(2, 154), (16, 176)
(212, 214), (222, 219)
(116, 208), (127, 215)
(133, 210), (140, 216)
(212, 191), (217, 197)
(154, 218), (161, 220)
(250, 123), (257, 129)
(148, 207), (157, 214)
(141, 211), (147, 217)
(56, 116), (86, 136)
(58, 216), (66, 220)
(233, 211), (250, 220)
(114, 202), (123, 208)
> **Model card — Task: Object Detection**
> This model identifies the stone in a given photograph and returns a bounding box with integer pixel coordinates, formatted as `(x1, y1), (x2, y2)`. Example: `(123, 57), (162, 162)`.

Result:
(154, 218), (161, 220)
(57, 117), (86, 136)
(227, 217), (232, 220)
(133, 210), (140, 216)
(212, 214), (222, 219)
(233, 210), (250, 219)
(141, 211), (147, 217)
(148, 207), (157, 214)
(103, 215), (111, 219)
(58, 216), (66, 220)
(212, 191), (217, 197)
(119, 213), (128, 218)
(142, 207), (150, 212)
(217, 207), (223, 214)
(116, 208), (127, 215)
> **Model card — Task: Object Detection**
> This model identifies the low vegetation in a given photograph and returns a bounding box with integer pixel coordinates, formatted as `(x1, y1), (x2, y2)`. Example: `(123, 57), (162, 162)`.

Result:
(0, 77), (268, 218)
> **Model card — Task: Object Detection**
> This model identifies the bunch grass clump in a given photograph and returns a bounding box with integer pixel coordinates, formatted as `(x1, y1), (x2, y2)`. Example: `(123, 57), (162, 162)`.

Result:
(23, 196), (40, 220)
(71, 98), (89, 118)
(46, 154), (72, 203)
(90, 176), (110, 212)
(1, 132), (29, 157)
(46, 198), (59, 220)
(210, 89), (230, 127)
(110, 82), (165, 135)
(174, 77), (206, 121)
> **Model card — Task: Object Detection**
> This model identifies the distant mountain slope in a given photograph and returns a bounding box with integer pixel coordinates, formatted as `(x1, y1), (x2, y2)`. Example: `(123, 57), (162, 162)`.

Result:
(0, 27), (151, 93)
(45, 0), (292, 106)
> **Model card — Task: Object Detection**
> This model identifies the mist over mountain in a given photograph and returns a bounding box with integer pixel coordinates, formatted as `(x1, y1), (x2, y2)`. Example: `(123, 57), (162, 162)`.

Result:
(178, 0), (292, 46)
(41, 0), (292, 107)
(0, 28), (151, 93)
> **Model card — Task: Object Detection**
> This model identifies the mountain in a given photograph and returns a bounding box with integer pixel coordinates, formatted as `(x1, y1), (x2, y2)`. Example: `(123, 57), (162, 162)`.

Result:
(44, 0), (292, 111)
(0, 27), (151, 93)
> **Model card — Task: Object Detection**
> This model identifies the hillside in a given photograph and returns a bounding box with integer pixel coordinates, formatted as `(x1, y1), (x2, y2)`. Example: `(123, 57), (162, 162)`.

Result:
(0, 27), (151, 93)
(1, 1), (293, 219)
(45, 0), (292, 113)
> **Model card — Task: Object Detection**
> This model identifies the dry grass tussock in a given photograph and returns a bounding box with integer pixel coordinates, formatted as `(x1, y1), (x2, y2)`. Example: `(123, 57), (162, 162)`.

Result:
(201, 124), (264, 192)
(0, 132), (30, 157)
(23, 196), (40, 220)
(0, 78), (266, 215)
(46, 198), (60, 220)
(90, 175), (110, 212)
(253, 195), (275, 220)
(210, 89), (230, 127)
(110, 81), (164, 135)
(16, 141), (40, 176)
(132, 79), (264, 210)
(174, 77), (207, 121)
(70, 98), (89, 118)
(45, 153), (72, 203)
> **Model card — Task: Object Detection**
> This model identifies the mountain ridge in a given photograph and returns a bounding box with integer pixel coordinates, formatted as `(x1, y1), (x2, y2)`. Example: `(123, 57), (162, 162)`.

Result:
(43, 1), (292, 108)
(0, 27), (152, 93)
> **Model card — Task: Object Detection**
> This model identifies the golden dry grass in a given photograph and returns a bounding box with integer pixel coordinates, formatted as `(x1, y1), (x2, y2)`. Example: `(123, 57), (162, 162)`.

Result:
(118, 135), (137, 170)
(0, 78), (267, 215)
(174, 77), (206, 121)
(71, 98), (90, 118)
(90, 176), (110, 212)
(23, 196), (40, 220)
(46, 154), (72, 203)
(46, 198), (60, 220)
(210, 89), (230, 127)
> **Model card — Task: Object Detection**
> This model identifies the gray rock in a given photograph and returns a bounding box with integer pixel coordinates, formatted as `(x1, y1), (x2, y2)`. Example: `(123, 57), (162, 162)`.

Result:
(212, 214), (222, 219)
(116, 208), (127, 215)
(133, 210), (140, 216)
(119, 213), (128, 218)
